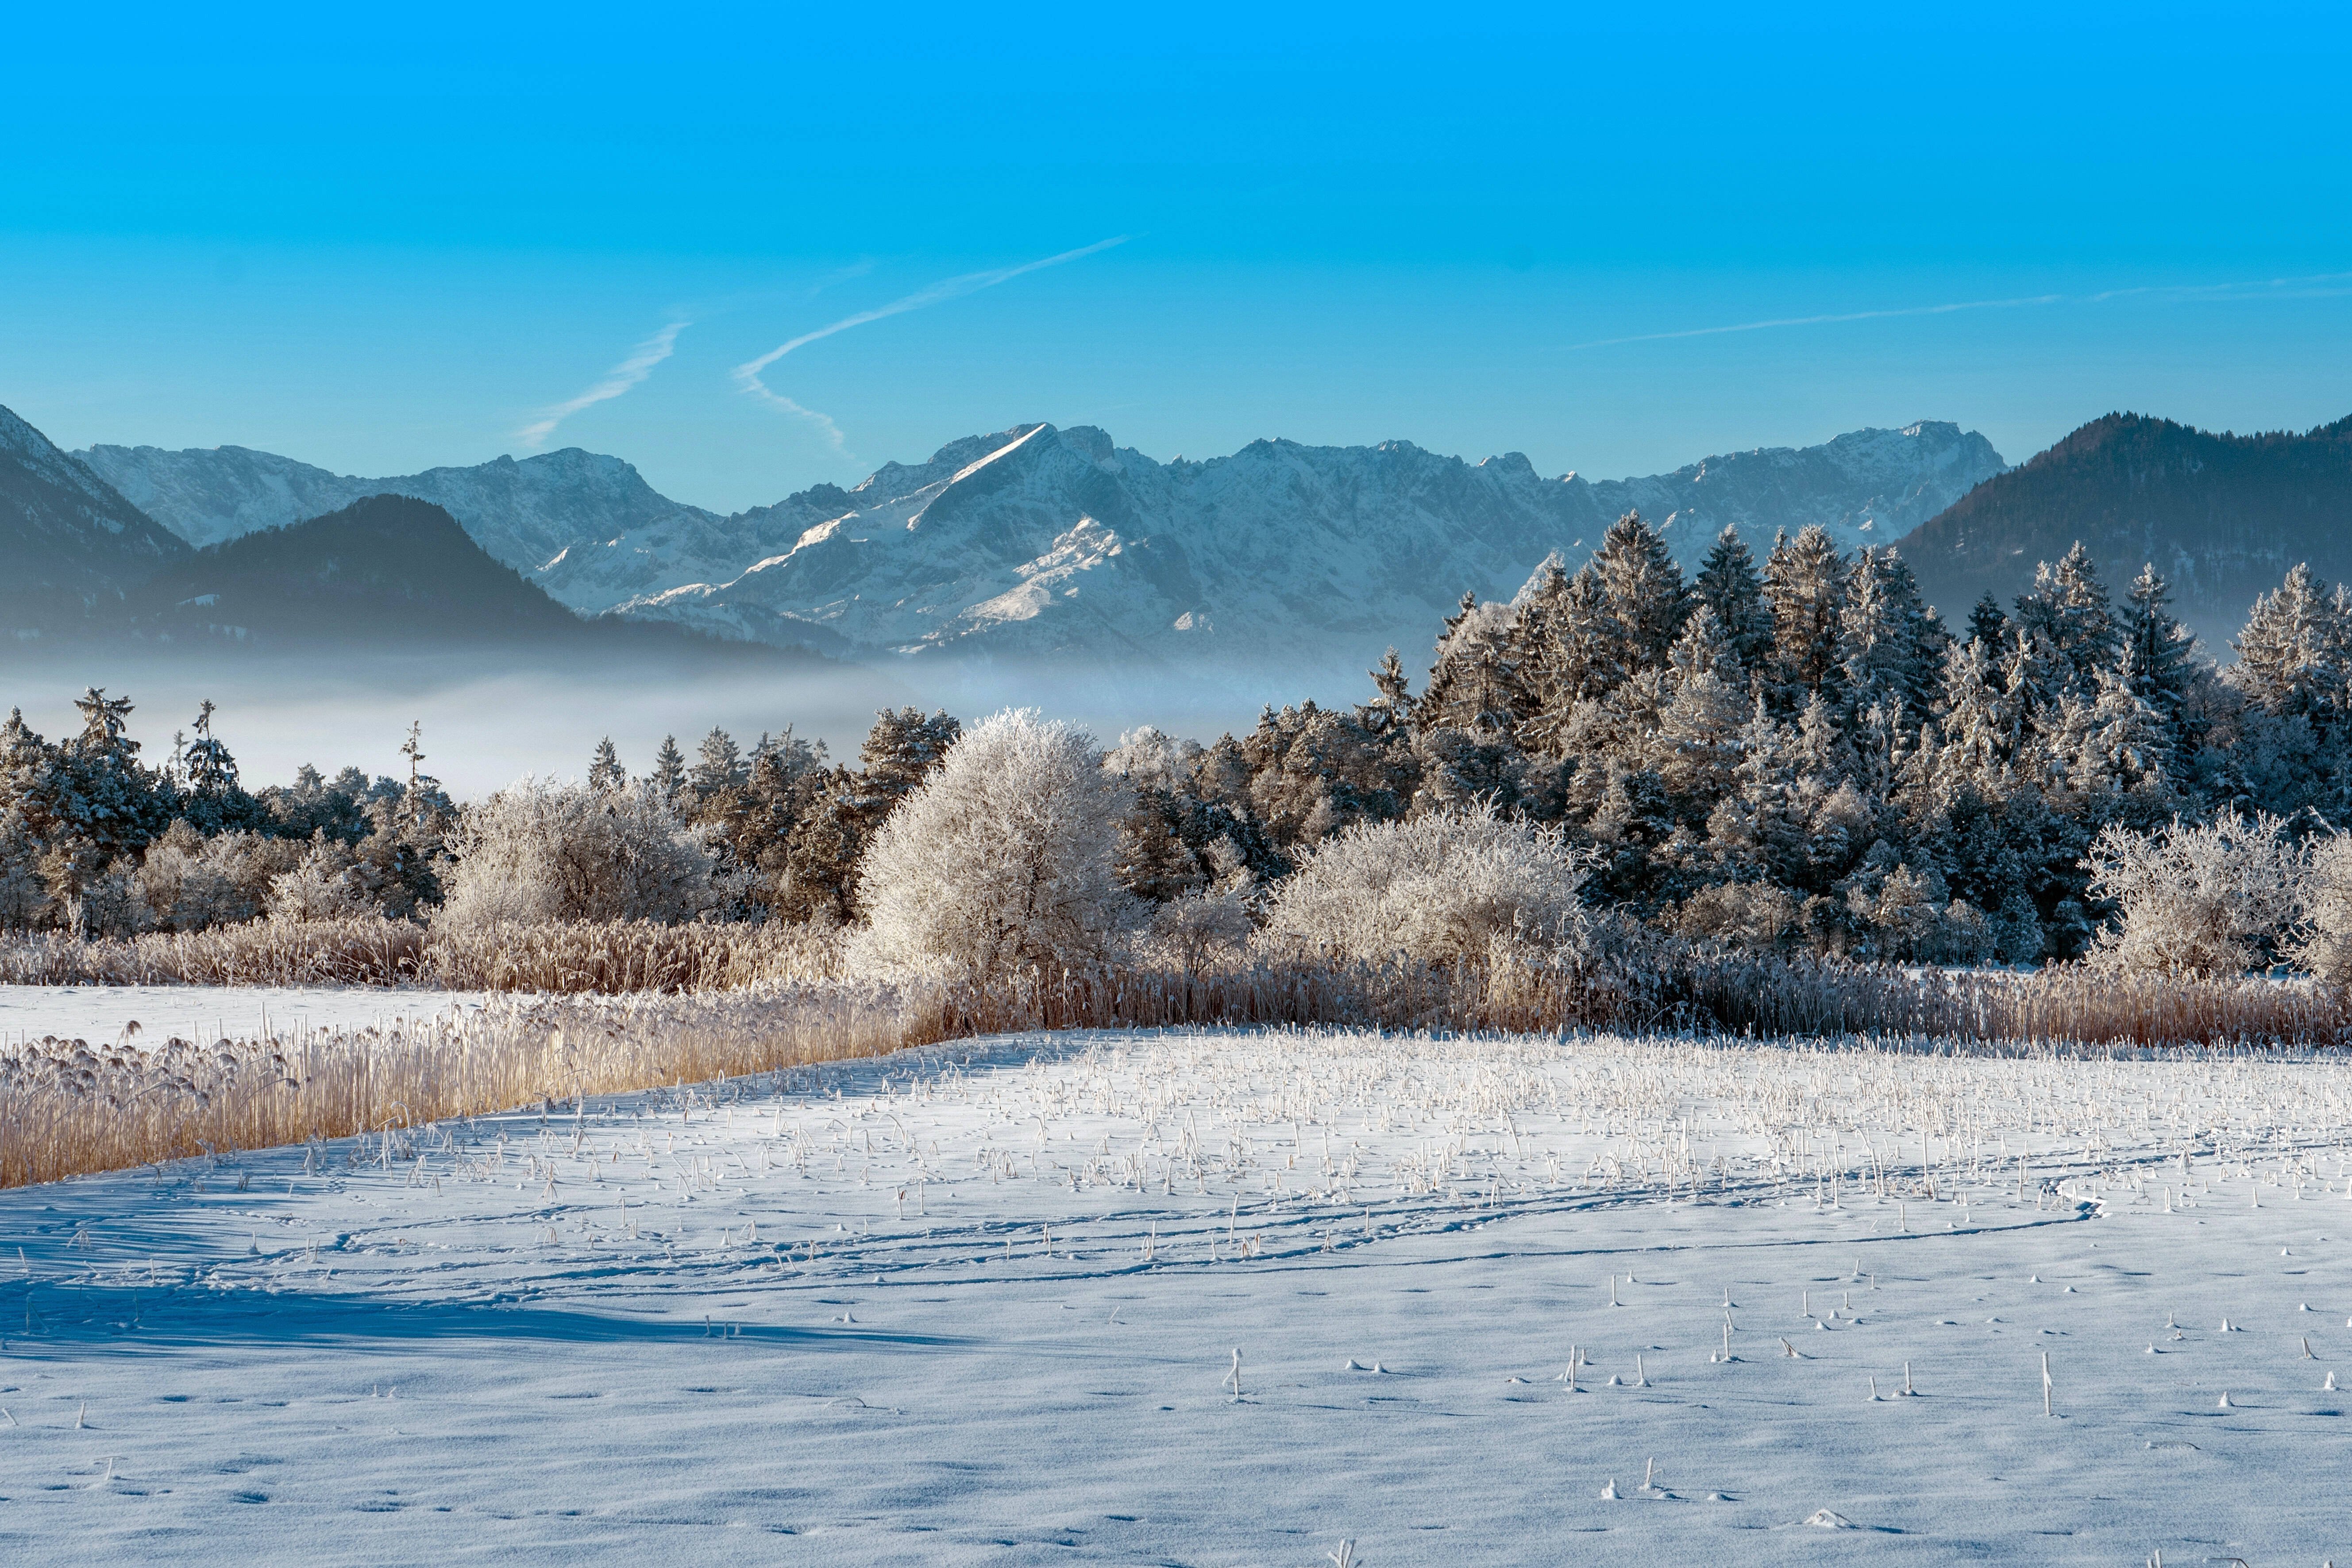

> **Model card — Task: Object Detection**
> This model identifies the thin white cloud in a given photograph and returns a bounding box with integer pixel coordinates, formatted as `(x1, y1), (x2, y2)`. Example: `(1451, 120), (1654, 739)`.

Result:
(734, 237), (1129, 450)
(1565, 268), (2352, 352)
(518, 320), (689, 447)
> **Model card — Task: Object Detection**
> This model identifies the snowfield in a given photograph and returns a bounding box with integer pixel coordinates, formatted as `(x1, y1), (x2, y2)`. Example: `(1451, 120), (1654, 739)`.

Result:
(4, 1025), (2349, 1565)
(0, 985), (494, 1052)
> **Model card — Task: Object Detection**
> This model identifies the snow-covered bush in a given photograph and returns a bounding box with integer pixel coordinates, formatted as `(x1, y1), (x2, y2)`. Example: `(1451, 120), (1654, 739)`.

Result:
(268, 832), (375, 921)
(1261, 804), (1592, 964)
(438, 778), (719, 927)
(857, 709), (1138, 975)
(2291, 831), (2352, 982)
(2085, 812), (2306, 976)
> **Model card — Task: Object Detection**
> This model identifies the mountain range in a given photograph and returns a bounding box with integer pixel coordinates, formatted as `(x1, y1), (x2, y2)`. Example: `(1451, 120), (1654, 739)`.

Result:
(25, 398), (2352, 714)
(74, 419), (2006, 699)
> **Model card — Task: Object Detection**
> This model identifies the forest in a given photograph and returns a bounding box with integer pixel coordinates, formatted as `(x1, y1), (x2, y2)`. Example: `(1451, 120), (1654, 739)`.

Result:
(6, 514), (2352, 990)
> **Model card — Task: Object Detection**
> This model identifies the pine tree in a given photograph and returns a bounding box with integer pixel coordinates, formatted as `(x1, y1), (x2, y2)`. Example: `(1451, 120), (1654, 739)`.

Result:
(2231, 562), (2347, 724)
(1586, 511), (1691, 674)
(1417, 593), (1526, 735)
(1694, 526), (1773, 678)
(2118, 563), (2196, 736)
(1761, 526), (1849, 710)
(1967, 591), (2009, 650)
(649, 736), (687, 804)
(1357, 648), (1417, 736)
(2013, 542), (2120, 701)
(1841, 547), (1943, 720)
(690, 728), (746, 799)
(183, 700), (238, 794)
(588, 737), (626, 792)
(858, 709), (960, 800)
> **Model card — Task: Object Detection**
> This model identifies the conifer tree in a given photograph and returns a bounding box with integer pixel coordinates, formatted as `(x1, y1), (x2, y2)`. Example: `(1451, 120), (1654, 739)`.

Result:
(1841, 547), (1943, 720)
(1967, 591), (2009, 650)
(1587, 511), (1691, 674)
(2013, 542), (2120, 701)
(1418, 593), (1526, 735)
(183, 700), (238, 795)
(690, 728), (746, 798)
(1761, 526), (1849, 710)
(1695, 526), (1773, 678)
(2118, 564), (2196, 736)
(1358, 648), (1417, 736)
(588, 737), (626, 792)
(2230, 562), (2347, 724)
(649, 736), (687, 804)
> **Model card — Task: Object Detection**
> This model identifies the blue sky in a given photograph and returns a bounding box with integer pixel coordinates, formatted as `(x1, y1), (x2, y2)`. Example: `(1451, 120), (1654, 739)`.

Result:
(4, 2), (2349, 512)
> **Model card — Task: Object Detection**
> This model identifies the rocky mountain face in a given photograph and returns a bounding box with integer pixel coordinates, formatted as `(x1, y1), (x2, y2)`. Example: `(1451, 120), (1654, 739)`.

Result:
(617, 420), (2006, 702)
(0, 404), (190, 624)
(1901, 412), (2352, 652)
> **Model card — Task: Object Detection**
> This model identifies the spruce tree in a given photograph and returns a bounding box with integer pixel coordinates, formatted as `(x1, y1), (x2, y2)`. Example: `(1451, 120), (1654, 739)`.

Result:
(2013, 542), (2120, 701)
(183, 699), (238, 794)
(2230, 562), (2346, 724)
(1694, 526), (1773, 677)
(690, 728), (746, 800)
(1761, 526), (1850, 711)
(2118, 563), (2196, 734)
(1841, 547), (1942, 720)
(1417, 592), (1526, 735)
(588, 737), (626, 792)
(649, 736), (687, 804)
(1357, 648), (1417, 736)
(1968, 591), (2009, 650)
(1587, 511), (1691, 674)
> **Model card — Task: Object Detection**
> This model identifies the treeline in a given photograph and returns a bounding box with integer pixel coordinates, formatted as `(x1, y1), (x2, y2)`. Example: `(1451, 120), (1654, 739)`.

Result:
(6, 512), (2352, 966)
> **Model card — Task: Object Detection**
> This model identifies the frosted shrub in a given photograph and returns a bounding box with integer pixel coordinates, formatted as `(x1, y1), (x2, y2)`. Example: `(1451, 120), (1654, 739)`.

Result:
(857, 709), (1139, 975)
(2291, 831), (2352, 982)
(1261, 804), (1592, 964)
(268, 833), (374, 921)
(438, 778), (720, 927)
(2085, 811), (2306, 976)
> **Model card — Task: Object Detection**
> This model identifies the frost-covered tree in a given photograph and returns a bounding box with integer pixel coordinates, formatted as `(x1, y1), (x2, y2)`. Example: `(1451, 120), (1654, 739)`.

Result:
(856, 710), (1139, 974)
(648, 736), (687, 804)
(690, 728), (747, 801)
(1841, 547), (1942, 720)
(1418, 593), (1526, 735)
(588, 737), (626, 793)
(2085, 811), (2305, 976)
(1762, 526), (1849, 711)
(1967, 591), (2009, 651)
(2230, 563), (2348, 725)
(439, 778), (718, 926)
(183, 700), (238, 795)
(1586, 511), (1691, 674)
(1694, 526), (1773, 679)
(1261, 803), (1592, 964)
(2014, 542), (2120, 701)
(2292, 831), (2352, 981)
(2118, 564), (2196, 736)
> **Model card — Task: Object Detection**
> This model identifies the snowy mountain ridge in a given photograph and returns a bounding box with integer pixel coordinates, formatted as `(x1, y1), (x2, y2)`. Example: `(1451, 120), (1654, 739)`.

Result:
(73, 419), (2003, 704)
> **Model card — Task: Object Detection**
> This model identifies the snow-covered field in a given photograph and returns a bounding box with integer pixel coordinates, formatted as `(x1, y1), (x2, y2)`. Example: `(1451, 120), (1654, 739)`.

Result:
(4, 1025), (2349, 1565)
(0, 985), (492, 1051)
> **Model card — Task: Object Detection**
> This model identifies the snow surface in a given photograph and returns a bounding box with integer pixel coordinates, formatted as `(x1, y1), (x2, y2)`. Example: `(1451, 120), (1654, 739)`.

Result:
(3, 1025), (2347, 1565)
(0, 986), (494, 1052)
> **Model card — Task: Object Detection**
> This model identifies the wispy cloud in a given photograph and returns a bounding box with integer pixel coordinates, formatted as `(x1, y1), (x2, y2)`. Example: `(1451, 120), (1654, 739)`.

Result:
(734, 237), (1130, 451)
(517, 320), (689, 447)
(1565, 269), (2352, 352)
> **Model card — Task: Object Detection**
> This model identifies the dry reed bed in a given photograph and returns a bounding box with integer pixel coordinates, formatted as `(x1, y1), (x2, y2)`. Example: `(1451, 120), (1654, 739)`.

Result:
(0, 917), (840, 992)
(7, 946), (2352, 1188)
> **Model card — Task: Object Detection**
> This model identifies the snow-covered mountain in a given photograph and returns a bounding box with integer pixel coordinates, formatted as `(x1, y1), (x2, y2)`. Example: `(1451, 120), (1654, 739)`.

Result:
(71, 420), (2004, 705)
(73, 443), (739, 608)
(0, 403), (189, 622)
(617, 420), (2005, 697)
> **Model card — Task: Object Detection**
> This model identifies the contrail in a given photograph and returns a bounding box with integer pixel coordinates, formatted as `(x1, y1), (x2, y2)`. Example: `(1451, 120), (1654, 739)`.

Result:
(1565, 268), (2352, 352)
(518, 320), (688, 447)
(734, 237), (1129, 449)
